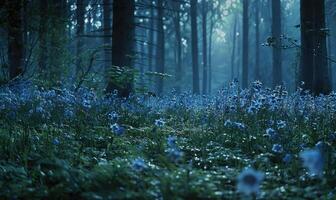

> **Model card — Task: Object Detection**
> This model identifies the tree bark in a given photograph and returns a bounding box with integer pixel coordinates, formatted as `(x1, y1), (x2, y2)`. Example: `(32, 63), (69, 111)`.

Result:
(38, 0), (48, 73)
(272, 0), (282, 87)
(103, 0), (111, 80)
(255, 0), (260, 81)
(106, 0), (135, 97)
(156, 0), (165, 95)
(300, 0), (331, 94)
(7, 0), (24, 79)
(76, 0), (85, 74)
(201, 0), (207, 94)
(242, 0), (249, 88)
(173, 0), (182, 93)
(208, 14), (214, 94)
(190, 0), (200, 94)
(231, 14), (238, 81)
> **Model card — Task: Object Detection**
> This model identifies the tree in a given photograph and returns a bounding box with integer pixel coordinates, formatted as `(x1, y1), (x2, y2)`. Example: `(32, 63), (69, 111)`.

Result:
(300, 0), (331, 94)
(242, 0), (249, 88)
(38, 0), (48, 73)
(106, 0), (135, 97)
(103, 0), (112, 78)
(231, 14), (238, 81)
(254, 0), (260, 81)
(76, 0), (85, 74)
(156, 0), (165, 95)
(190, 0), (200, 94)
(201, 0), (208, 94)
(7, 0), (24, 79)
(172, 0), (182, 93)
(272, 0), (282, 87)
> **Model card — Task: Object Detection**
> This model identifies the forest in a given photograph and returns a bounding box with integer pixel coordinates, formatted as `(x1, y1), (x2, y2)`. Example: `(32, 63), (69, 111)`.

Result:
(0, 0), (336, 199)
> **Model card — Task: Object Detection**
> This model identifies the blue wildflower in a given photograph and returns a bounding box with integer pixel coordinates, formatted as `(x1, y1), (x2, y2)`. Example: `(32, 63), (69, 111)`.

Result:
(283, 153), (292, 164)
(167, 148), (183, 162)
(167, 135), (177, 148)
(300, 149), (324, 177)
(110, 123), (125, 136)
(155, 118), (165, 127)
(265, 128), (277, 139)
(237, 168), (264, 195)
(52, 138), (60, 145)
(272, 144), (283, 153)
(132, 158), (147, 172)
(108, 111), (119, 122)
(277, 120), (286, 129)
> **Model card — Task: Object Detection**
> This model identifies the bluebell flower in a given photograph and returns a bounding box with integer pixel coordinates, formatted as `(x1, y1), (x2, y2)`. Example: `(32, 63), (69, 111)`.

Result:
(167, 135), (177, 148)
(277, 120), (286, 129)
(167, 148), (183, 162)
(155, 118), (165, 127)
(265, 128), (277, 139)
(108, 111), (119, 121)
(224, 119), (232, 127)
(64, 109), (74, 119)
(283, 153), (292, 164)
(237, 168), (264, 195)
(272, 144), (283, 153)
(110, 123), (125, 136)
(52, 138), (60, 145)
(132, 158), (147, 172)
(300, 149), (324, 177)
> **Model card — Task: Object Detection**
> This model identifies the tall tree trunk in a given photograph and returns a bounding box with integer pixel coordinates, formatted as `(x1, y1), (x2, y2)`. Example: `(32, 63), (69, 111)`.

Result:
(22, 0), (28, 69)
(106, 0), (135, 97)
(236, 14), (242, 84)
(148, 1), (154, 73)
(231, 14), (238, 81)
(190, 0), (200, 94)
(201, 0), (207, 94)
(38, 0), (48, 73)
(272, 0), (282, 87)
(173, 1), (182, 93)
(76, 0), (85, 74)
(7, 0), (24, 79)
(49, 0), (67, 84)
(242, 0), (249, 88)
(103, 0), (111, 80)
(300, 0), (331, 94)
(255, 0), (260, 81)
(208, 15), (214, 94)
(156, 0), (165, 95)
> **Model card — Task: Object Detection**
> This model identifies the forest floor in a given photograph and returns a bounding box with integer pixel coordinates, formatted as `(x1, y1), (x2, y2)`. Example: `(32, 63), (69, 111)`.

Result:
(0, 81), (335, 199)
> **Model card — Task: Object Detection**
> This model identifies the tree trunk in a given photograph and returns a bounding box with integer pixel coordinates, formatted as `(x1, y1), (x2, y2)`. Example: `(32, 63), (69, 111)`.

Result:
(300, 0), (331, 94)
(148, 1), (154, 73)
(156, 0), (165, 95)
(106, 0), (135, 97)
(22, 0), (28, 69)
(173, 0), (182, 93)
(242, 0), (249, 88)
(7, 0), (24, 79)
(76, 0), (85, 74)
(231, 14), (238, 81)
(190, 0), (200, 94)
(103, 0), (111, 80)
(272, 0), (282, 87)
(208, 15), (214, 94)
(201, 0), (207, 94)
(38, 0), (48, 73)
(255, 0), (260, 81)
